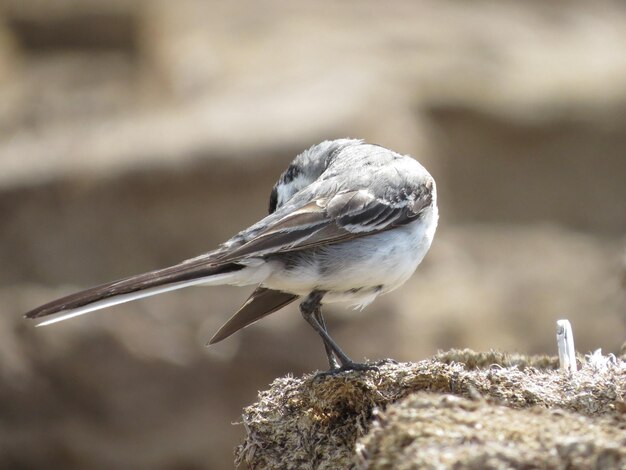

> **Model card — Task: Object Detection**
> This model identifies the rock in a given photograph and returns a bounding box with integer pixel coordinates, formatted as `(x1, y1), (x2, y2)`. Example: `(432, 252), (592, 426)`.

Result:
(237, 350), (626, 469)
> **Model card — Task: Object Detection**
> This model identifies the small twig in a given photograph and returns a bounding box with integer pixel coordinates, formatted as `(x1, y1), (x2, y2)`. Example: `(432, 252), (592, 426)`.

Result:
(556, 319), (577, 373)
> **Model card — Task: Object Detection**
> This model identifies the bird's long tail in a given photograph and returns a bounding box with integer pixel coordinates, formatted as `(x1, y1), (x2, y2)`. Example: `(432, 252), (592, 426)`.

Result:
(24, 259), (246, 326)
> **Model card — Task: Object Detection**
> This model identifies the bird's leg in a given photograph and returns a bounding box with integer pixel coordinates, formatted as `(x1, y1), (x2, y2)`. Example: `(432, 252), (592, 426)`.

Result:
(313, 306), (340, 370)
(300, 291), (352, 367)
(300, 291), (374, 372)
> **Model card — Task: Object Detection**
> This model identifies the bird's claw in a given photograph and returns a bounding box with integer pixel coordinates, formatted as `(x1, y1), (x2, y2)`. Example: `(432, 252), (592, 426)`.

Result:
(316, 361), (379, 377)
(374, 357), (399, 366)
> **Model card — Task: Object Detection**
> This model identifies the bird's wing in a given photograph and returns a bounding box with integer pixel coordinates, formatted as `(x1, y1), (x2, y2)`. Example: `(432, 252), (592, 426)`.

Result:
(205, 182), (433, 343)
(218, 181), (434, 262)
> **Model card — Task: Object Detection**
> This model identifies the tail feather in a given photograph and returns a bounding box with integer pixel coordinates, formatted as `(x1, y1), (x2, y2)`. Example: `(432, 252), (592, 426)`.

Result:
(25, 261), (244, 323)
(208, 287), (299, 344)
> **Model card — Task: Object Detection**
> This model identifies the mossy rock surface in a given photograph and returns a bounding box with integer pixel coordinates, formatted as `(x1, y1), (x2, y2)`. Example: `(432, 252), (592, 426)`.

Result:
(237, 349), (626, 469)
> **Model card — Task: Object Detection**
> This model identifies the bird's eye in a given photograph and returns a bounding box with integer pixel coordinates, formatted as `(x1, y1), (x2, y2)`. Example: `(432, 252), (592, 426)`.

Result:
(269, 187), (278, 214)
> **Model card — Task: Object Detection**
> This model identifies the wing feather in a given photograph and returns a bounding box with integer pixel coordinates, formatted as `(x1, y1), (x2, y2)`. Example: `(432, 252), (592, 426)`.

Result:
(219, 182), (433, 261)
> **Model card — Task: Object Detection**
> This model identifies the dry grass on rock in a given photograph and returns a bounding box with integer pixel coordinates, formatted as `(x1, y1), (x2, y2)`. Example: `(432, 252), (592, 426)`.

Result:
(237, 349), (626, 469)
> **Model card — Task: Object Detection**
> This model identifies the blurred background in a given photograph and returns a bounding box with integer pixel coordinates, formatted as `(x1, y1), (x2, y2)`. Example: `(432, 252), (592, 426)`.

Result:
(1, 0), (625, 468)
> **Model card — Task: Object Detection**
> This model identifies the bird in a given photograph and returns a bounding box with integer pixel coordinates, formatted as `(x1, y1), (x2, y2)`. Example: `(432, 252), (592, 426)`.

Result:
(24, 139), (438, 371)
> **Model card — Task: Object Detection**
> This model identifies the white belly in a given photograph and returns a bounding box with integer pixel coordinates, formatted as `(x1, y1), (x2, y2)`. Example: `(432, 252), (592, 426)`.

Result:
(262, 205), (438, 306)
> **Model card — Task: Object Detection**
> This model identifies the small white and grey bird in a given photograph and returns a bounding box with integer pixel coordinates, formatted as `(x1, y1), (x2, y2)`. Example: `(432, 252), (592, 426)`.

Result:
(25, 139), (438, 371)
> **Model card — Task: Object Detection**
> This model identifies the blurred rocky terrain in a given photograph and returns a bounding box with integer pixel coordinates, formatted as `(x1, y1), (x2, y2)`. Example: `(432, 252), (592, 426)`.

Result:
(0, 0), (625, 468)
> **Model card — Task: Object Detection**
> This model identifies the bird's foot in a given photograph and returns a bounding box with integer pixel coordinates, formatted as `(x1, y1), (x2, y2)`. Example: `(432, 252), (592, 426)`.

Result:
(316, 360), (379, 377)
(374, 357), (399, 366)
